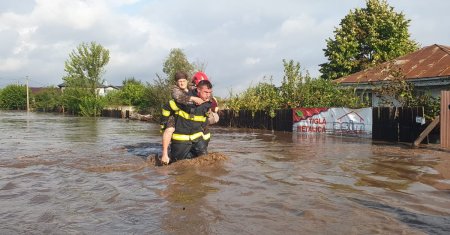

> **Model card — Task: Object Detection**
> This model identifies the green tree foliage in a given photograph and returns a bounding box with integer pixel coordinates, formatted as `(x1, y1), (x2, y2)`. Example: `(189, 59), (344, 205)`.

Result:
(142, 75), (171, 118)
(61, 86), (92, 115)
(279, 59), (311, 108)
(278, 59), (367, 108)
(227, 78), (282, 118)
(223, 59), (369, 117)
(33, 87), (62, 112)
(162, 48), (194, 81)
(120, 78), (146, 107)
(63, 41), (110, 92)
(104, 78), (148, 111)
(0, 84), (27, 110)
(142, 48), (195, 117)
(62, 41), (110, 116)
(102, 90), (122, 106)
(319, 0), (418, 80)
(372, 66), (440, 119)
(298, 79), (367, 108)
(79, 96), (106, 117)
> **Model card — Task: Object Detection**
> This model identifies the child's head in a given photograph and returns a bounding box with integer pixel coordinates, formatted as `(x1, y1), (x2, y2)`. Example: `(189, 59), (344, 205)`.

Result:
(174, 71), (189, 90)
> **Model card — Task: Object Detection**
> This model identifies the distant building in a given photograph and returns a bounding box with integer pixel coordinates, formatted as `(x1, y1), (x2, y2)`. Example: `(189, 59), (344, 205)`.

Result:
(29, 87), (50, 94)
(57, 81), (119, 96)
(336, 44), (450, 106)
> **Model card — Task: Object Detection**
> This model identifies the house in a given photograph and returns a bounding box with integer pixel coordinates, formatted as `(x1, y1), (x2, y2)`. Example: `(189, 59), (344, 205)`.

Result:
(335, 44), (450, 106)
(57, 81), (119, 96)
(29, 87), (49, 95)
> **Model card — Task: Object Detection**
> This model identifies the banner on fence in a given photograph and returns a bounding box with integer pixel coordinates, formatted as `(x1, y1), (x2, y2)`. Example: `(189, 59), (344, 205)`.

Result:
(292, 107), (372, 137)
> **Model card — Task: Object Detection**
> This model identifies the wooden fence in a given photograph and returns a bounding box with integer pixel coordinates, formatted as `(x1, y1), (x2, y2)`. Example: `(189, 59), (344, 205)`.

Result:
(217, 109), (293, 132)
(101, 109), (130, 119)
(441, 91), (450, 149)
(101, 106), (440, 144)
(372, 107), (438, 144)
(219, 107), (438, 144)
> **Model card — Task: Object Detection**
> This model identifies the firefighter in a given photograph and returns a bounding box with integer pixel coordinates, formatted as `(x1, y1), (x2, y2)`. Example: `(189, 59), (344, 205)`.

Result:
(160, 80), (214, 162)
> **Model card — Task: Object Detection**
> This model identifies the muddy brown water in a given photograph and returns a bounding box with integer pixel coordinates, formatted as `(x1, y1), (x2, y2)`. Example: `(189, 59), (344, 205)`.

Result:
(1, 111), (450, 234)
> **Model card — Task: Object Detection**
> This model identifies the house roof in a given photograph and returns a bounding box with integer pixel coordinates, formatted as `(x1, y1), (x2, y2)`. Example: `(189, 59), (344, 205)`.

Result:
(30, 87), (46, 94)
(336, 44), (450, 84)
(57, 82), (118, 89)
(29, 87), (60, 94)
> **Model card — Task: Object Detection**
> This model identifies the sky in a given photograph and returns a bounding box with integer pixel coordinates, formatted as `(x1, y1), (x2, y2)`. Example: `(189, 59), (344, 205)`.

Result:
(0, 0), (449, 97)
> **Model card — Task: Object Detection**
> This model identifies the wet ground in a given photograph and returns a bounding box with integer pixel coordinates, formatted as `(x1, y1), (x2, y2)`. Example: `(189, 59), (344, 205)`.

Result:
(1, 111), (450, 234)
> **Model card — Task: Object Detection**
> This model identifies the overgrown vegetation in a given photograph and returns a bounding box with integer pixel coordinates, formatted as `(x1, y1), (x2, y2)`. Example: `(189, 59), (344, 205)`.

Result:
(61, 41), (110, 116)
(33, 87), (62, 112)
(141, 48), (196, 118)
(371, 65), (441, 120)
(223, 59), (370, 117)
(0, 84), (27, 110)
(104, 78), (147, 109)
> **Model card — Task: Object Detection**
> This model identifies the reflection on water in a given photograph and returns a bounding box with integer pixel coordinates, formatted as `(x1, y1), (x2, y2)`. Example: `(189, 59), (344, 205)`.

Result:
(1, 111), (450, 234)
(350, 198), (450, 235)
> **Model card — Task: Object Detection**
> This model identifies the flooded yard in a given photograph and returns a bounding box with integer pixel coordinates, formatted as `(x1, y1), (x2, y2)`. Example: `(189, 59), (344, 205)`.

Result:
(1, 111), (450, 234)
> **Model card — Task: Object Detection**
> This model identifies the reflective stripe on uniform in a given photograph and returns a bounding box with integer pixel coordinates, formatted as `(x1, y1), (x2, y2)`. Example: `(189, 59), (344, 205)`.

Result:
(169, 100), (180, 111)
(162, 109), (171, 117)
(168, 100), (207, 122)
(203, 132), (211, 140)
(172, 132), (211, 141)
(176, 109), (207, 122)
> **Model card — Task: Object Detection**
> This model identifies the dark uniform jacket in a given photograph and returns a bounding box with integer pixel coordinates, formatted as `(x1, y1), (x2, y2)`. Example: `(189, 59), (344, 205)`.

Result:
(161, 97), (212, 142)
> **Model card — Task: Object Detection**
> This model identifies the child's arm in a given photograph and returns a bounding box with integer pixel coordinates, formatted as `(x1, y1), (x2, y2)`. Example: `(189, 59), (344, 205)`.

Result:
(172, 85), (205, 105)
(171, 85), (191, 104)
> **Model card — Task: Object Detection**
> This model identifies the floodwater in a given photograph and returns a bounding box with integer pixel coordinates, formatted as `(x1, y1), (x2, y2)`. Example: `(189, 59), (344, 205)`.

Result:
(1, 111), (450, 235)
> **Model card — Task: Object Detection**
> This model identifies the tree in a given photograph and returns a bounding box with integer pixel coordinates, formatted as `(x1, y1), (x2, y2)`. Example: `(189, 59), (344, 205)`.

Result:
(162, 48), (194, 81)
(119, 78), (147, 108)
(238, 78), (282, 117)
(142, 74), (171, 117)
(0, 84), (27, 110)
(279, 59), (311, 108)
(62, 41), (110, 116)
(33, 86), (62, 112)
(141, 49), (195, 117)
(63, 41), (110, 93)
(223, 58), (370, 115)
(372, 65), (440, 119)
(319, 0), (418, 80)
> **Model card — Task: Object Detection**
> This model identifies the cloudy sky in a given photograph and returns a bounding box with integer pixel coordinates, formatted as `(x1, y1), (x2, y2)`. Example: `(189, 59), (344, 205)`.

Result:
(1, 0), (449, 97)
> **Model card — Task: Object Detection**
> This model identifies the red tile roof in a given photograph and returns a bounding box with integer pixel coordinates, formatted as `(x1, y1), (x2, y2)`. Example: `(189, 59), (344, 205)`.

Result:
(336, 44), (450, 84)
(30, 87), (46, 94)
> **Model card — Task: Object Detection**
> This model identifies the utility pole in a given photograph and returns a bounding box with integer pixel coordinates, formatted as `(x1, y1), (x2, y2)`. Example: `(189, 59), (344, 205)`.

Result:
(26, 76), (30, 112)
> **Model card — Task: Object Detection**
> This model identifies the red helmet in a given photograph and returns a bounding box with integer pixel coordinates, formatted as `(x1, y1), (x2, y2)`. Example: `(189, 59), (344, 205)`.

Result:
(192, 71), (209, 86)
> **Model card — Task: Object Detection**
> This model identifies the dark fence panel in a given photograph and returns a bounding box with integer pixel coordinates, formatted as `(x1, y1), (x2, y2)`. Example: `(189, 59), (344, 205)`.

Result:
(218, 109), (293, 132)
(101, 109), (123, 118)
(273, 109), (293, 132)
(398, 107), (425, 143)
(372, 107), (398, 142)
(372, 107), (427, 143)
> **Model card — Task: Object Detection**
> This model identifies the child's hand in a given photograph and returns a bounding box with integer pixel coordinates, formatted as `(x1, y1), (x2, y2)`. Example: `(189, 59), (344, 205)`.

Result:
(190, 96), (205, 105)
